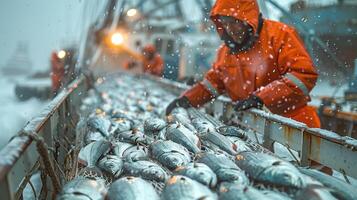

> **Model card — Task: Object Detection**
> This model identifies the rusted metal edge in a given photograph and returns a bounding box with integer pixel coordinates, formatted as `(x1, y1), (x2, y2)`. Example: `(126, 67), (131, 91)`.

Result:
(0, 75), (87, 182)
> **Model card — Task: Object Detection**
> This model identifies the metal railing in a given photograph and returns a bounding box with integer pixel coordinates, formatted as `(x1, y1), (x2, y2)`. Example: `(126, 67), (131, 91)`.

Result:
(0, 75), (89, 200)
(155, 77), (357, 179)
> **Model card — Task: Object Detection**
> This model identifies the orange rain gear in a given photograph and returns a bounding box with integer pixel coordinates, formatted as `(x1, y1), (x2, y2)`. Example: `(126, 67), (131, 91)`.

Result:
(142, 45), (164, 77)
(51, 52), (64, 92)
(182, 0), (320, 128)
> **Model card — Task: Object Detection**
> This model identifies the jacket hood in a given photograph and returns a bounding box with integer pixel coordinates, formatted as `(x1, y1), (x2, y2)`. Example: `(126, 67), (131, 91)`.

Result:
(210, 0), (260, 34)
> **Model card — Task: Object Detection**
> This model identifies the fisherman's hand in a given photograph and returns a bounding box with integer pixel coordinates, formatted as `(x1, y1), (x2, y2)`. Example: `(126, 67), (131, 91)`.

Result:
(234, 95), (263, 112)
(165, 96), (192, 116)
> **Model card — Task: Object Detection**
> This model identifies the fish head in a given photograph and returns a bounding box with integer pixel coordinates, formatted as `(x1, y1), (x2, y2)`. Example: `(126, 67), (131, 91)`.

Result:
(162, 152), (188, 169)
(186, 163), (217, 187)
(124, 148), (148, 162)
(260, 163), (305, 188)
(217, 168), (249, 185)
(98, 155), (123, 178)
(143, 165), (168, 181)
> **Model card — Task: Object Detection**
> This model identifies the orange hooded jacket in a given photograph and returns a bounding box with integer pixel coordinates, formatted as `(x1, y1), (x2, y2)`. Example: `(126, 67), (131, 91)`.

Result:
(142, 45), (164, 77)
(182, 0), (320, 128)
(51, 52), (64, 92)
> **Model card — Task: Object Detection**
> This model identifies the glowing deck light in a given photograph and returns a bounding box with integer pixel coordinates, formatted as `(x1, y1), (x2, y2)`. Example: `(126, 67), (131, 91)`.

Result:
(111, 32), (124, 46)
(127, 9), (138, 17)
(57, 50), (66, 59)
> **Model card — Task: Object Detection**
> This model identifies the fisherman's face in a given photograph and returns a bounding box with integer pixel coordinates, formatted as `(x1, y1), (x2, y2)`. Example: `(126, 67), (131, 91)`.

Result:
(218, 16), (253, 44)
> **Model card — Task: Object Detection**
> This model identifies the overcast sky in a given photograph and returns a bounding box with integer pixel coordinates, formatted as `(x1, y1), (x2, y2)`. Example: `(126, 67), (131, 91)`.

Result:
(0, 0), (84, 71)
(0, 0), (303, 72)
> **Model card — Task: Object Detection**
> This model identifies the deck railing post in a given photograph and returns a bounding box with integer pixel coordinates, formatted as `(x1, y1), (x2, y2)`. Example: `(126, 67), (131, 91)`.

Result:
(300, 129), (311, 166)
(263, 120), (274, 152)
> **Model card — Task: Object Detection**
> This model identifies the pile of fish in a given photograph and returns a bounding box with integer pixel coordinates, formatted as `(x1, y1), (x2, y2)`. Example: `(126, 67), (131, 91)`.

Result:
(57, 74), (357, 200)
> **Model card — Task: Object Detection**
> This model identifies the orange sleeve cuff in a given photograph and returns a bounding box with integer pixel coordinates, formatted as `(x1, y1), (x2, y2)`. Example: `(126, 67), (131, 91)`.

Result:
(182, 83), (215, 107)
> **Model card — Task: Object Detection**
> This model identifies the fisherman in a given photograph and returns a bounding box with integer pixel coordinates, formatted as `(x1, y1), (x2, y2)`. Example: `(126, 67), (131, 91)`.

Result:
(141, 45), (164, 77)
(50, 51), (65, 95)
(166, 0), (331, 174)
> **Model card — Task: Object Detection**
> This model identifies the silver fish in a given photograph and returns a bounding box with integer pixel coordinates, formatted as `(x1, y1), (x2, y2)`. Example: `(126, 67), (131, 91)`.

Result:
(107, 177), (159, 200)
(123, 160), (168, 182)
(218, 183), (266, 200)
(161, 175), (217, 200)
(111, 109), (130, 119)
(217, 126), (248, 141)
(113, 141), (148, 162)
(294, 185), (337, 200)
(166, 123), (201, 154)
(149, 140), (191, 170)
(56, 177), (107, 200)
(116, 130), (147, 145)
(199, 131), (237, 155)
(167, 113), (197, 132)
(300, 168), (357, 200)
(227, 136), (252, 153)
(191, 118), (216, 134)
(197, 152), (249, 184)
(235, 151), (305, 188)
(98, 155), (123, 178)
(87, 116), (111, 138)
(114, 142), (134, 157)
(175, 163), (217, 188)
(157, 127), (167, 140)
(124, 146), (148, 162)
(143, 118), (166, 137)
(112, 118), (132, 133)
(84, 131), (105, 145)
(78, 140), (112, 167)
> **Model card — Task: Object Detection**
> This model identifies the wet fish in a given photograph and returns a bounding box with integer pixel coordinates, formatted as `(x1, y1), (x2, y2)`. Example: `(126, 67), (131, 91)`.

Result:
(87, 116), (111, 138)
(218, 183), (266, 200)
(300, 168), (357, 200)
(78, 140), (112, 167)
(98, 155), (123, 178)
(157, 127), (167, 140)
(113, 142), (134, 157)
(56, 177), (107, 200)
(123, 160), (168, 182)
(112, 118), (132, 133)
(111, 109), (131, 119)
(191, 118), (216, 134)
(143, 118), (166, 138)
(167, 113), (196, 132)
(197, 152), (249, 184)
(175, 163), (217, 188)
(199, 131), (237, 155)
(235, 151), (305, 188)
(217, 126), (248, 141)
(116, 130), (147, 145)
(107, 177), (159, 200)
(227, 136), (252, 153)
(149, 140), (191, 170)
(294, 185), (337, 200)
(84, 131), (105, 145)
(166, 123), (201, 154)
(161, 175), (217, 200)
